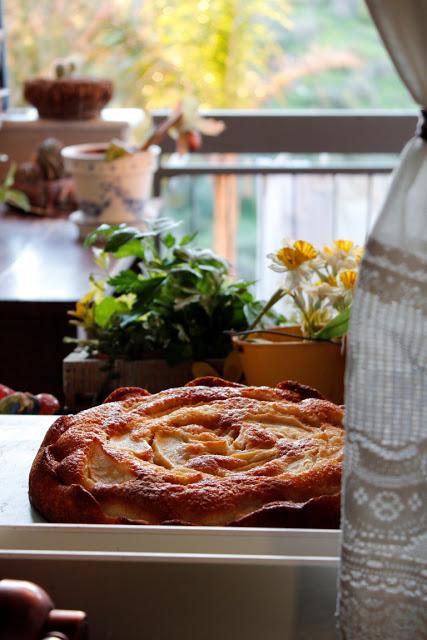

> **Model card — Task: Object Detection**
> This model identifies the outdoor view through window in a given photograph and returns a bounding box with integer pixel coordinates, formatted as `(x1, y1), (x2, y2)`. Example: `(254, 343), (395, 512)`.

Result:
(5, 1), (414, 285)
(7, 0), (411, 108)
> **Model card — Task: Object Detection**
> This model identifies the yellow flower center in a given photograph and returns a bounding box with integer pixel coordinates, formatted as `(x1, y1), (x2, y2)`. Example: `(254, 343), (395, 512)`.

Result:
(276, 241), (317, 270)
(334, 239), (354, 253)
(325, 274), (337, 286)
(339, 270), (357, 290)
(323, 239), (354, 256)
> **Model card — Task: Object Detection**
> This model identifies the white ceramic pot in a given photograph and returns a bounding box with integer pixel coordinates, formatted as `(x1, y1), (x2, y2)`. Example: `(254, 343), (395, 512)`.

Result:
(61, 142), (160, 224)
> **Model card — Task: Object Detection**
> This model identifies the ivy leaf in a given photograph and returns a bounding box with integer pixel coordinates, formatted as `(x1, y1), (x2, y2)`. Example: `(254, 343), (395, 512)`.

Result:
(109, 272), (165, 298)
(174, 294), (201, 310)
(108, 270), (139, 291)
(197, 264), (220, 273)
(94, 296), (132, 328)
(162, 232), (175, 248)
(105, 229), (141, 252)
(314, 307), (351, 341)
(112, 238), (146, 259)
(154, 217), (181, 234)
(84, 224), (125, 247)
(180, 232), (198, 246)
(170, 265), (202, 278)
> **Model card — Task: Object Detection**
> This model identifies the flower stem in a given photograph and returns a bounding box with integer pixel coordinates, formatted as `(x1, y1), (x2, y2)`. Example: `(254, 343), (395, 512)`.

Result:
(290, 292), (311, 332)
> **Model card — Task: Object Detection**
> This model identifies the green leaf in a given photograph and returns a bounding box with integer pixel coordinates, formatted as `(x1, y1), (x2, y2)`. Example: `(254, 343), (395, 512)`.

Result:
(105, 230), (141, 252)
(6, 189), (30, 211)
(229, 280), (256, 290)
(162, 232), (176, 248)
(154, 217), (181, 234)
(174, 294), (201, 310)
(104, 139), (133, 161)
(108, 270), (141, 292)
(243, 302), (260, 327)
(112, 238), (146, 259)
(84, 224), (125, 247)
(108, 271), (165, 297)
(180, 232), (198, 246)
(170, 265), (202, 278)
(314, 307), (351, 341)
(3, 163), (16, 188)
(94, 296), (131, 328)
(197, 264), (220, 273)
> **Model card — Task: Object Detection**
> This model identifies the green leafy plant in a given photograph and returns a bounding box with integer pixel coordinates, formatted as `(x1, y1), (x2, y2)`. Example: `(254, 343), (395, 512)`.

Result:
(67, 221), (279, 365)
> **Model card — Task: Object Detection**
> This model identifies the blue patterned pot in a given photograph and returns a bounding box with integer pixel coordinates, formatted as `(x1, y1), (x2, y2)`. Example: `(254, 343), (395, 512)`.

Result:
(61, 142), (160, 223)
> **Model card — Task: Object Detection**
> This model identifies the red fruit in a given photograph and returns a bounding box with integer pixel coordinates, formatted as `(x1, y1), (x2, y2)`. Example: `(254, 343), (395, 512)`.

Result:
(35, 393), (60, 415)
(0, 384), (14, 400)
(186, 129), (202, 152)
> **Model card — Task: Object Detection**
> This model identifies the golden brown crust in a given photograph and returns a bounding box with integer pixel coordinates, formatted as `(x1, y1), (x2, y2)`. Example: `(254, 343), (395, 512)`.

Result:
(29, 377), (344, 527)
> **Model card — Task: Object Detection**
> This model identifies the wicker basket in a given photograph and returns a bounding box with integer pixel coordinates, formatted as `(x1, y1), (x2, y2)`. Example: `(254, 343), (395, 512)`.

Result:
(24, 78), (113, 120)
(63, 349), (225, 412)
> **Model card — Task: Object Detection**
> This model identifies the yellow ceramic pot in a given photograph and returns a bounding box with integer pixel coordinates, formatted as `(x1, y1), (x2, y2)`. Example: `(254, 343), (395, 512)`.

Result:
(233, 326), (345, 404)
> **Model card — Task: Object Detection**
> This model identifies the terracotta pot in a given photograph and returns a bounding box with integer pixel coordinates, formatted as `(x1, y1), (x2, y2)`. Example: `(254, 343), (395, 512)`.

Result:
(233, 326), (345, 404)
(61, 142), (160, 225)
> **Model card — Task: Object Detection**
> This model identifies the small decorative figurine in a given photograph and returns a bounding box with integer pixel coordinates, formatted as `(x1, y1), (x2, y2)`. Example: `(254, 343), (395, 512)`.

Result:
(12, 137), (77, 216)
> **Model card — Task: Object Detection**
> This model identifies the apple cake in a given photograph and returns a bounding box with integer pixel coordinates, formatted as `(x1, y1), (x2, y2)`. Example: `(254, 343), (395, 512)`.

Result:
(29, 377), (344, 527)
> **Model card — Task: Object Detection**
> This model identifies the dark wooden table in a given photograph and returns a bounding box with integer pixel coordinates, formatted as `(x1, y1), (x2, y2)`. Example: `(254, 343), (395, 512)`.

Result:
(0, 211), (98, 401)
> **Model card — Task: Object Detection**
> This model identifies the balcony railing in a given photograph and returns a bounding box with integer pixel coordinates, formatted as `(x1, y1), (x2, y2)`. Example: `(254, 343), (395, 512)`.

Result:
(0, 108), (418, 290)
(152, 110), (417, 292)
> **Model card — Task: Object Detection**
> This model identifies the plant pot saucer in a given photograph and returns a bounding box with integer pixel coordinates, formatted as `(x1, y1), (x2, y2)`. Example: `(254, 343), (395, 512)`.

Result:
(69, 199), (163, 242)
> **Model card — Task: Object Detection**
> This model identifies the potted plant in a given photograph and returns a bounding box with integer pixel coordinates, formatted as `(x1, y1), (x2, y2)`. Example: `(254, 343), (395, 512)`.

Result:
(61, 96), (225, 236)
(63, 220), (277, 409)
(232, 239), (363, 403)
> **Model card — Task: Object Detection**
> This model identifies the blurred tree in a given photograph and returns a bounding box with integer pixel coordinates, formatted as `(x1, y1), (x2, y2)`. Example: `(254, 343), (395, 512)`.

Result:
(5, 0), (117, 104)
(88, 0), (360, 108)
(5, 0), (361, 109)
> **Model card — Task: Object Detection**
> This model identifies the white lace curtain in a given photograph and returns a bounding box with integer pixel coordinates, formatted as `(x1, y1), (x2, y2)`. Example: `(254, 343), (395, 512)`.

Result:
(339, 1), (427, 638)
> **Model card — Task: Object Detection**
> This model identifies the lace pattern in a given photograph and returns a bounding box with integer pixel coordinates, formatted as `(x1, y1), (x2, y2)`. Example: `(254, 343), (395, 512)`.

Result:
(338, 238), (427, 639)
(359, 238), (427, 314)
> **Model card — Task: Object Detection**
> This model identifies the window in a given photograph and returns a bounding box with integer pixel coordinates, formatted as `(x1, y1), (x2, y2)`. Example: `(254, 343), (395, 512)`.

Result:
(6, 0), (411, 109)
(3, 1), (412, 289)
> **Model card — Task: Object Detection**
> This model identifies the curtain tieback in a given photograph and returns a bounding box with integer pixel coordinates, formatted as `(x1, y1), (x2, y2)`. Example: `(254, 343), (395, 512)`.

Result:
(416, 109), (427, 140)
